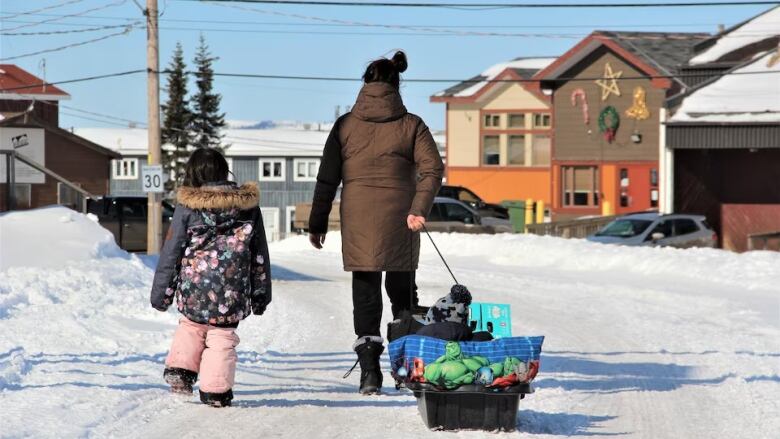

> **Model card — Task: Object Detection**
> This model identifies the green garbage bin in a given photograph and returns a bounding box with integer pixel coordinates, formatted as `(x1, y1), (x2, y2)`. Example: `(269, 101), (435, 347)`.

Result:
(501, 200), (526, 233)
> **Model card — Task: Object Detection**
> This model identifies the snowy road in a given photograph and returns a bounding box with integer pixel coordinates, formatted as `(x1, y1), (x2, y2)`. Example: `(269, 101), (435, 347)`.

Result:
(1, 208), (778, 438)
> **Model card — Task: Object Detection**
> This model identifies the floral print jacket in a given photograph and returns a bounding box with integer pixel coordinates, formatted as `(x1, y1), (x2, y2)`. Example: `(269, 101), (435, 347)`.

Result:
(150, 182), (271, 325)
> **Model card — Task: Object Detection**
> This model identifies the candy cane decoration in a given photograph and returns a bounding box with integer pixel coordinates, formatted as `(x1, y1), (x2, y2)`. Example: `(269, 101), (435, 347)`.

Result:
(571, 88), (589, 125)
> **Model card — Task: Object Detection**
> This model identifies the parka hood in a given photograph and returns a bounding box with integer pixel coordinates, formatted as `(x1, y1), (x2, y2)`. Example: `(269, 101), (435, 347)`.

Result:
(352, 82), (407, 122)
(177, 181), (259, 210)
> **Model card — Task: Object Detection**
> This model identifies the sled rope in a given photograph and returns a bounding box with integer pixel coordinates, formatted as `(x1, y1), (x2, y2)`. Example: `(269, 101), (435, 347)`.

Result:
(422, 224), (459, 285)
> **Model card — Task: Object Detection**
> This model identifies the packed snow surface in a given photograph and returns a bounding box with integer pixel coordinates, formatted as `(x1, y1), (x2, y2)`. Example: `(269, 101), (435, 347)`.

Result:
(671, 50), (780, 122)
(0, 208), (778, 438)
(689, 6), (780, 65)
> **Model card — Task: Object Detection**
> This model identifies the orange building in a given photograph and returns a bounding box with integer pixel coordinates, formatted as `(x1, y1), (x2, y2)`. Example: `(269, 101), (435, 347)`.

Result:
(430, 57), (557, 205)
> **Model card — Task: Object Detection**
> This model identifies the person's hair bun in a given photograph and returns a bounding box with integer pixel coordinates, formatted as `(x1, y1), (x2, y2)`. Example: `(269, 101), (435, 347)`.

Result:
(391, 51), (408, 73)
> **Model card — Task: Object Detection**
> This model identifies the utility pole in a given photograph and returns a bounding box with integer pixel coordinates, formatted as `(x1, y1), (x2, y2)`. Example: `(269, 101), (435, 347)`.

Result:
(146, 0), (162, 254)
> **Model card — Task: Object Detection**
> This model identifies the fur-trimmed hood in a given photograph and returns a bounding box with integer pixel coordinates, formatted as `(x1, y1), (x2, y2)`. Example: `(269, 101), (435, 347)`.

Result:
(177, 182), (259, 210)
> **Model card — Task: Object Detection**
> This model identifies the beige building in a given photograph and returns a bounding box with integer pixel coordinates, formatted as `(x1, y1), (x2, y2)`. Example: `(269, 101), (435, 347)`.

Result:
(430, 57), (556, 204)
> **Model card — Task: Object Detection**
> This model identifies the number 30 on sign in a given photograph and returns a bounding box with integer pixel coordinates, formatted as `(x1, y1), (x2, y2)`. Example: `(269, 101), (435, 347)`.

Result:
(141, 164), (164, 193)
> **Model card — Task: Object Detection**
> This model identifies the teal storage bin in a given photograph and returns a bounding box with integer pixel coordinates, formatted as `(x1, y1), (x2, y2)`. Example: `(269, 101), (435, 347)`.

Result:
(469, 303), (512, 338)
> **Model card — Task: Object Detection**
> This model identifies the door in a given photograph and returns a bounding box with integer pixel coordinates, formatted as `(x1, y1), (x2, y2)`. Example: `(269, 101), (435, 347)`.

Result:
(669, 218), (704, 248)
(260, 208), (280, 242)
(119, 199), (147, 251)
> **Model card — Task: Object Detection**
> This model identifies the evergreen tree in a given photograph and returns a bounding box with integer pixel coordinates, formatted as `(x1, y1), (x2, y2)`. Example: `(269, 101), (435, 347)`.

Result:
(161, 42), (192, 191)
(191, 35), (226, 151)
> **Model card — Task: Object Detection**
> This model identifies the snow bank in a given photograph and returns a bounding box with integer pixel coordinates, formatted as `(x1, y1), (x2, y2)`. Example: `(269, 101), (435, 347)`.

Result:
(273, 232), (780, 291)
(0, 206), (126, 272)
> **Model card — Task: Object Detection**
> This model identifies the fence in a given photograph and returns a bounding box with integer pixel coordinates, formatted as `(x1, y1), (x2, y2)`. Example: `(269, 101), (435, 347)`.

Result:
(525, 215), (617, 239)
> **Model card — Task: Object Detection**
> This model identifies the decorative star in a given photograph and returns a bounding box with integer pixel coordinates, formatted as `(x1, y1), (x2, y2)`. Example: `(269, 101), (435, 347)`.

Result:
(595, 62), (622, 101)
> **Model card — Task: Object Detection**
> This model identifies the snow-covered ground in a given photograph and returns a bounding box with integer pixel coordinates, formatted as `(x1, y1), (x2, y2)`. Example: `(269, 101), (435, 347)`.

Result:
(1, 207), (778, 438)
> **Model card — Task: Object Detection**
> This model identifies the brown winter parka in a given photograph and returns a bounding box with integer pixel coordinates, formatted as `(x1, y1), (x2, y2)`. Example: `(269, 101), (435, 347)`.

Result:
(308, 82), (444, 272)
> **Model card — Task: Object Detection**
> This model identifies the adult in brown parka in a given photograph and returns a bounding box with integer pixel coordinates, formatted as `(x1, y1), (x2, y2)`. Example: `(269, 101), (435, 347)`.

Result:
(308, 51), (444, 394)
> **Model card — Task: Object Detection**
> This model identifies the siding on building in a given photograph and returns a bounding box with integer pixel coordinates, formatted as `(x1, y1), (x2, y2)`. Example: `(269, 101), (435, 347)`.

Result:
(109, 156), (321, 240)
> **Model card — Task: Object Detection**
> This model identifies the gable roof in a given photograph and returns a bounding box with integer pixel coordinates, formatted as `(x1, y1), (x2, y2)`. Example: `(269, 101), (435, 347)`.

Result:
(535, 31), (708, 89)
(0, 64), (70, 101)
(431, 57), (556, 102)
(689, 6), (780, 66)
(0, 113), (120, 158)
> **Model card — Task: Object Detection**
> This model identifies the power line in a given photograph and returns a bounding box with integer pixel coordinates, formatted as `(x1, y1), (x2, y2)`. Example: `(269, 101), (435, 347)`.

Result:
(0, 0), (88, 20)
(0, 25), (139, 61)
(0, 22), (138, 36)
(179, 0), (780, 8)
(0, 11), (745, 29)
(1, 0), (128, 32)
(0, 70), (147, 93)
(2, 66), (777, 95)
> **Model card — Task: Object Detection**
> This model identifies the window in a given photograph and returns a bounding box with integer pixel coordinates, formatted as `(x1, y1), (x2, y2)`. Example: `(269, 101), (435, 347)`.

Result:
(531, 135), (551, 166)
(112, 158), (138, 180)
(562, 166), (599, 207)
(646, 220), (672, 240)
(508, 114), (525, 128)
(120, 200), (145, 220)
(674, 219), (699, 236)
(533, 113), (551, 128)
(12, 184), (31, 208)
(293, 158), (320, 182)
(427, 203), (444, 221)
(482, 136), (500, 165)
(650, 168), (659, 186)
(508, 135), (525, 165)
(483, 114), (501, 128)
(457, 188), (480, 204)
(443, 203), (474, 223)
(259, 158), (285, 181)
(595, 219), (653, 238)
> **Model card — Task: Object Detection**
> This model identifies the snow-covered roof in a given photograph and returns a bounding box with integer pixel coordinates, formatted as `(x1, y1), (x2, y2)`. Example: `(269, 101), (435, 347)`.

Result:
(434, 57), (556, 98)
(671, 50), (780, 123)
(689, 6), (780, 65)
(74, 124), (333, 158)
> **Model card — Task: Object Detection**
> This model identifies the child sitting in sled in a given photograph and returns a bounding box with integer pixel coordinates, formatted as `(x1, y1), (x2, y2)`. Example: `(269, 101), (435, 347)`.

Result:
(149, 148), (272, 407)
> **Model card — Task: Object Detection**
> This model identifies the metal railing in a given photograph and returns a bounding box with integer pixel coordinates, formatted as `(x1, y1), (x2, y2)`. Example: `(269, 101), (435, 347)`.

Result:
(747, 230), (780, 251)
(2, 150), (96, 213)
(525, 215), (618, 239)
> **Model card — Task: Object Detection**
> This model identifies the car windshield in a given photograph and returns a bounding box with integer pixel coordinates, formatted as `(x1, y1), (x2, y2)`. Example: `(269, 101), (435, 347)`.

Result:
(596, 219), (653, 238)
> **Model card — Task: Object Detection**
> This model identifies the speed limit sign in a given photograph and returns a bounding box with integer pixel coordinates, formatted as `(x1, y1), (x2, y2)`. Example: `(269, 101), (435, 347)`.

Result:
(141, 164), (164, 193)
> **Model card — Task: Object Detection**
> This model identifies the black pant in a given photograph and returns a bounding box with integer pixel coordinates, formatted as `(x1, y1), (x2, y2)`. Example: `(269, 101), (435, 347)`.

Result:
(352, 271), (417, 338)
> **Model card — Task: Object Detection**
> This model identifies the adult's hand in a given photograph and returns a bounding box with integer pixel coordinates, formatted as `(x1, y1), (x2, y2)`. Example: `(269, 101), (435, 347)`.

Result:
(407, 214), (426, 232)
(309, 233), (326, 249)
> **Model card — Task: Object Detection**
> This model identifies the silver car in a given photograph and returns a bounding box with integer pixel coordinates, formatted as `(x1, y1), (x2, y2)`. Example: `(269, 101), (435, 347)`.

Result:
(426, 197), (513, 234)
(587, 213), (717, 248)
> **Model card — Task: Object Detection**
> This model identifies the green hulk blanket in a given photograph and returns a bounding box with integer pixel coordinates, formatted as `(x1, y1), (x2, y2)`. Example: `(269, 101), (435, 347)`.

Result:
(423, 341), (521, 390)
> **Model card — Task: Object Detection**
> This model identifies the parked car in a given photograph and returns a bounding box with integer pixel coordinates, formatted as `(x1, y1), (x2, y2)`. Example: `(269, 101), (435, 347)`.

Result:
(87, 196), (174, 252)
(437, 185), (509, 219)
(586, 213), (717, 248)
(426, 197), (513, 234)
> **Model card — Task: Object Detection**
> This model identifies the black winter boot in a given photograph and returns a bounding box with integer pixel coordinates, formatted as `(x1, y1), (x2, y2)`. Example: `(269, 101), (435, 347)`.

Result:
(349, 337), (384, 395)
(199, 389), (233, 407)
(163, 367), (197, 394)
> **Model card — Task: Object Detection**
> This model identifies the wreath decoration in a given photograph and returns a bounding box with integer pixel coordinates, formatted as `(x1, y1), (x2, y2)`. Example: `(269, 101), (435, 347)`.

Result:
(598, 106), (620, 143)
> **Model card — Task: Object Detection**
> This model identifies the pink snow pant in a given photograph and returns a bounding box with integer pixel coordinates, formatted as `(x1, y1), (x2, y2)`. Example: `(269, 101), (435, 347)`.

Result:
(165, 318), (240, 393)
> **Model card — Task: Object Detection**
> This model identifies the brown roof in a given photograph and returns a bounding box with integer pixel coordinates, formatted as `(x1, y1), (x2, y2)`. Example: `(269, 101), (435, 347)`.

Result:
(0, 64), (70, 99)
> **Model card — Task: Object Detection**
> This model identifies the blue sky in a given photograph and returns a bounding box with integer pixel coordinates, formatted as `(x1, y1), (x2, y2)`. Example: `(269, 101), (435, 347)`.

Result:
(1, 0), (770, 131)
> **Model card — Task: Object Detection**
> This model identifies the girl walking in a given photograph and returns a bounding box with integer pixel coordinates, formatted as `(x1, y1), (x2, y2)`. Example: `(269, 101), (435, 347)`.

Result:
(150, 148), (272, 407)
(308, 50), (444, 394)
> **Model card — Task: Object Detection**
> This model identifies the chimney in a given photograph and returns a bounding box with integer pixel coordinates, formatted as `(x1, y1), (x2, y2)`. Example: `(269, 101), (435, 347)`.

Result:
(717, 24), (726, 34)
